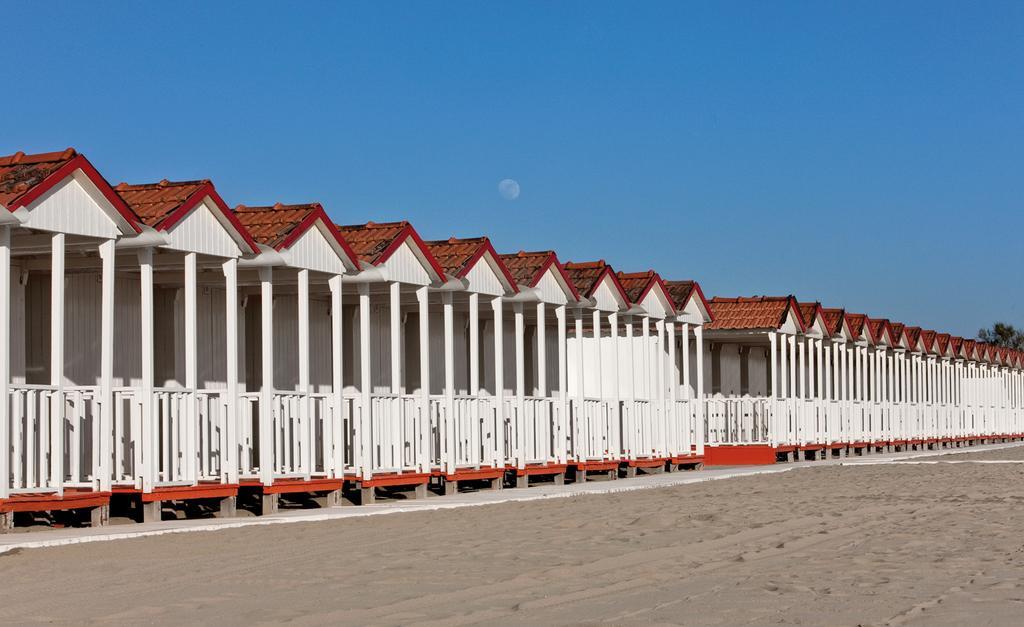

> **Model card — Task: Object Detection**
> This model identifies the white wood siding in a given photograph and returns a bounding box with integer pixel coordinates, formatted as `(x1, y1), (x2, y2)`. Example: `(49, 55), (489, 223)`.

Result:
(284, 222), (348, 275)
(162, 198), (243, 259)
(463, 256), (505, 296)
(383, 240), (432, 286)
(20, 172), (120, 239)
(534, 269), (569, 305)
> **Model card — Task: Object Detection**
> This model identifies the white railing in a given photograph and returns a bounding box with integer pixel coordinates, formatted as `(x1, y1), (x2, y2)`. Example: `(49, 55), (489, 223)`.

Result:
(705, 397), (771, 445)
(669, 399), (695, 457)
(444, 395), (503, 471)
(5, 385), (101, 495)
(622, 399), (657, 459)
(569, 398), (614, 462)
(362, 394), (425, 477)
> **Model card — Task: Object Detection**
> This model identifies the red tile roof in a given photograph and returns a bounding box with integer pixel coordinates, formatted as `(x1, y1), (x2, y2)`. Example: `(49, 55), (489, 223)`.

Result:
(615, 270), (675, 314)
(116, 179), (207, 227)
(797, 301), (825, 331)
(949, 336), (964, 356)
(563, 260), (629, 302)
(498, 250), (580, 300)
(962, 339), (976, 358)
(934, 333), (950, 354)
(422, 236), (517, 291)
(904, 326), (922, 350)
(0, 148), (140, 232)
(866, 318), (888, 344)
(663, 280), (713, 323)
(0, 148), (78, 208)
(889, 322), (906, 346)
(845, 313), (868, 339)
(116, 179), (259, 253)
(820, 307), (845, 336)
(234, 202), (354, 262)
(920, 329), (936, 353)
(335, 220), (444, 278)
(706, 296), (800, 331)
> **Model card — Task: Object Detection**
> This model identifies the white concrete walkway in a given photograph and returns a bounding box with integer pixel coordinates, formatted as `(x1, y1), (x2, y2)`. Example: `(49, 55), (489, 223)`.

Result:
(2, 442), (1021, 554)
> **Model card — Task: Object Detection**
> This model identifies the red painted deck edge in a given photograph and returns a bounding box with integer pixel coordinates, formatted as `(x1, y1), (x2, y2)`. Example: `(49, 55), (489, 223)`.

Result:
(438, 467), (506, 481)
(515, 464), (568, 477)
(0, 490), (111, 513)
(627, 458), (669, 468)
(670, 454), (705, 466)
(359, 473), (432, 488)
(705, 445), (777, 466)
(574, 460), (621, 471)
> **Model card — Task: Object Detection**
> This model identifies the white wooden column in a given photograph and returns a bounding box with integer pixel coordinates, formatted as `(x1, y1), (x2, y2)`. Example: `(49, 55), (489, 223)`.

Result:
(768, 331), (778, 446)
(297, 268), (311, 478)
(555, 304), (567, 463)
(0, 227), (10, 499)
(184, 252), (199, 483)
(358, 283), (372, 478)
(514, 302), (525, 468)
(625, 315), (636, 460)
(609, 312), (620, 459)
(443, 291), (455, 474)
(592, 310), (604, 460)
(223, 259), (239, 483)
(491, 296), (504, 467)
(328, 274), (343, 477)
(682, 323), (692, 402)
(258, 267), (275, 485)
(97, 239), (115, 490)
(536, 302), (546, 397)
(694, 325), (705, 455)
(469, 293), (480, 395)
(573, 308), (585, 461)
(389, 282), (401, 395)
(667, 321), (677, 456)
(49, 234), (65, 491)
(779, 333), (788, 400)
(418, 287), (431, 472)
(138, 248), (155, 492)
(797, 337), (806, 444)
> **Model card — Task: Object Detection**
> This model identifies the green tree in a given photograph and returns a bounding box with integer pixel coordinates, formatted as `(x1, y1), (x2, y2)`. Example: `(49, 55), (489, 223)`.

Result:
(977, 322), (1024, 350)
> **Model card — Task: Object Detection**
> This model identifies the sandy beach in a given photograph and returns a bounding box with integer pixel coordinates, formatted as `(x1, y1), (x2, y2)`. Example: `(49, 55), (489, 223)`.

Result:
(2, 446), (1022, 626)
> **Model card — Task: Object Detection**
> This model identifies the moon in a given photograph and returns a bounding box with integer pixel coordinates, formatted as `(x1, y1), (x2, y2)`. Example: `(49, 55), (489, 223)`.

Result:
(498, 178), (520, 200)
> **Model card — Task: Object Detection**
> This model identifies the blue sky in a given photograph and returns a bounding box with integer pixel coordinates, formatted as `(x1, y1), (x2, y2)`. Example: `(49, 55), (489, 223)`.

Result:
(4, 2), (1021, 337)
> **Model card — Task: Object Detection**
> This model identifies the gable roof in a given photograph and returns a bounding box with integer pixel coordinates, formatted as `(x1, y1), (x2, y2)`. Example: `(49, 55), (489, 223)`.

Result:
(663, 280), (714, 323)
(904, 326), (922, 351)
(498, 250), (580, 300)
(889, 322), (906, 347)
(706, 296), (804, 331)
(562, 260), (630, 303)
(866, 318), (894, 345)
(845, 313), (868, 339)
(920, 329), (936, 353)
(616, 270), (676, 314)
(820, 307), (846, 336)
(422, 236), (518, 292)
(234, 202), (357, 266)
(335, 220), (445, 279)
(949, 336), (964, 357)
(935, 333), (950, 355)
(116, 179), (258, 253)
(0, 148), (141, 233)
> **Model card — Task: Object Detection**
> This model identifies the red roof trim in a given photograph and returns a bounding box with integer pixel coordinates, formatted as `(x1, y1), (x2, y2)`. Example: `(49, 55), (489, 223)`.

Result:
(377, 223), (446, 281)
(636, 274), (678, 315)
(593, 266), (631, 306)
(529, 253), (582, 301)
(456, 239), (520, 294)
(8, 154), (142, 233)
(155, 181), (260, 254)
(275, 204), (359, 267)
(690, 282), (714, 322)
